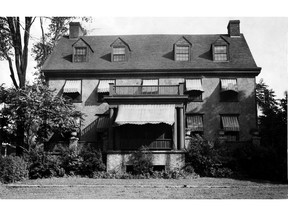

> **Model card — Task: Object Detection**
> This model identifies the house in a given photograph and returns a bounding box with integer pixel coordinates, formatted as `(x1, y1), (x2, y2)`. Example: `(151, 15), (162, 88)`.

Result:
(42, 20), (261, 172)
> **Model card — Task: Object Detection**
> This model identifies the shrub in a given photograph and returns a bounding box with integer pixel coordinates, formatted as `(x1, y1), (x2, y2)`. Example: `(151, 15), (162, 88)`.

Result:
(78, 147), (106, 177)
(28, 148), (65, 179)
(185, 136), (222, 177)
(0, 156), (28, 183)
(59, 148), (83, 176)
(129, 146), (153, 175)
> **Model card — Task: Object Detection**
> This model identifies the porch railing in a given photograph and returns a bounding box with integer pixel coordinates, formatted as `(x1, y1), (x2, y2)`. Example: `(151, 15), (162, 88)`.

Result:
(119, 138), (172, 150)
(109, 83), (185, 96)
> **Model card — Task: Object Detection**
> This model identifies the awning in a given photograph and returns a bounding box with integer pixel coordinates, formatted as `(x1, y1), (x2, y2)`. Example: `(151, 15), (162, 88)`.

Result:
(98, 80), (115, 93)
(222, 116), (240, 131)
(221, 79), (238, 92)
(142, 79), (159, 94)
(115, 104), (175, 125)
(185, 79), (203, 91)
(63, 80), (81, 94)
(187, 115), (203, 131)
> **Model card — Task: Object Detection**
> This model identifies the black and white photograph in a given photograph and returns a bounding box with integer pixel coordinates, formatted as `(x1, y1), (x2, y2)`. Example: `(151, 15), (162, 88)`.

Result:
(0, 0), (287, 215)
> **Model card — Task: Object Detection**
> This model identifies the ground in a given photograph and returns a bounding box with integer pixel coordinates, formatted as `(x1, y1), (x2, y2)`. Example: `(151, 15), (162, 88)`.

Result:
(1, 177), (288, 199)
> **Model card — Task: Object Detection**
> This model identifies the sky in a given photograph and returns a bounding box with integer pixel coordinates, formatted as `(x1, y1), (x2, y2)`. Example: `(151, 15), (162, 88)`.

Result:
(1, 16), (287, 99)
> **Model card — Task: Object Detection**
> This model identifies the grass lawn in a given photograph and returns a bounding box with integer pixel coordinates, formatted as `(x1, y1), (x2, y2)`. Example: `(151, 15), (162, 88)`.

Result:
(1, 177), (288, 199)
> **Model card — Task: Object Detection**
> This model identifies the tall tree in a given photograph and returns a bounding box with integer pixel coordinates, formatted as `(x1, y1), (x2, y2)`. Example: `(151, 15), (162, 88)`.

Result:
(32, 17), (90, 71)
(0, 17), (35, 88)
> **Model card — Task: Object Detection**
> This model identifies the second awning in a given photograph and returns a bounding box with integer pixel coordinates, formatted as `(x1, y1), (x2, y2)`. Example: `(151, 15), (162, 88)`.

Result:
(115, 104), (175, 125)
(63, 80), (81, 94)
(222, 116), (240, 131)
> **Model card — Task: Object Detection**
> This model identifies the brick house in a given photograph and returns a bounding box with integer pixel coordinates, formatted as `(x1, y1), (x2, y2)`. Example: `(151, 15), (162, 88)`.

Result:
(42, 20), (261, 172)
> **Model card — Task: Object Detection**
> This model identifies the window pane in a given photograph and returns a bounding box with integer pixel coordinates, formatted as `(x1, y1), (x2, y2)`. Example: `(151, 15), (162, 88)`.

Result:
(176, 46), (189, 54)
(113, 54), (126, 62)
(75, 47), (87, 55)
(176, 54), (189, 61)
(113, 47), (125, 54)
(214, 54), (227, 61)
(214, 46), (227, 54)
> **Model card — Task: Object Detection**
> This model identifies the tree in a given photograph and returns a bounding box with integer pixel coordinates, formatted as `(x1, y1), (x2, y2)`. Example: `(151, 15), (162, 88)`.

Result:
(256, 79), (287, 180)
(0, 17), (35, 88)
(32, 17), (90, 71)
(0, 82), (83, 154)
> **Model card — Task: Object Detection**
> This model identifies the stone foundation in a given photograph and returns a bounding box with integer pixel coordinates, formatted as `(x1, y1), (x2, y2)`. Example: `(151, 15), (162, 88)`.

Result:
(106, 151), (186, 173)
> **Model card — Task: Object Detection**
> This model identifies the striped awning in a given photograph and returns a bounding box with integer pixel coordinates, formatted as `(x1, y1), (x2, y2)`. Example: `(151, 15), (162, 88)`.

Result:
(222, 116), (240, 131)
(96, 116), (110, 132)
(98, 80), (115, 93)
(115, 104), (175, 125)
(187, 115), (203, 131)
(185, 79), (203, 91)
(221, 79), (238, 92)
(63, 80), (81, 94)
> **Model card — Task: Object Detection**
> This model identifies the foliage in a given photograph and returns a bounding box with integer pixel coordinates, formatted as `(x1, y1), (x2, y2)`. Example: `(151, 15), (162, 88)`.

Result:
(28, 147), (65, 179)
(129, 146), (153, 175)
(256, 79), (287, 180)
(185, 135), (226, 177)
(58, 146), (106, 177)
(0, 156), (28, 183)
(0, 83), (83, 153)
(233, 142), (285, 181)
(58, 148), (83, 176)
(32, 17), (91, 71)
(78, 146), (106, 177)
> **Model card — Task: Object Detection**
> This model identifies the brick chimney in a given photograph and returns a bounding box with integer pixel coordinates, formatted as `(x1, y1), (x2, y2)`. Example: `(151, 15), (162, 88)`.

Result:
(227, 20), (240, 37)
(69, 22), (84, 39)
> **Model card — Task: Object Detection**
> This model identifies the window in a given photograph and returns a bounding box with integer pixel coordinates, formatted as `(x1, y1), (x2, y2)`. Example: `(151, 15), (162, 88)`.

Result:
(185, 79), (203, 101)
(220, 79), (238, 102)
(186, 115), (204, 137)
(97, 80), (115, 102)
(175, 45), (189, 61)
(221, 115), (240, 141)
(63, 80), (82, 102)
(188, 91), (202, 101)
(74, 47), (87, 62)
(214, 45), (228, 61)
(113, 47), (126, 62)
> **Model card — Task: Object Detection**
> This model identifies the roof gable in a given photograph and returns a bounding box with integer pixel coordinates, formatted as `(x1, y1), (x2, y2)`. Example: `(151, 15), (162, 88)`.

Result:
(212, 36), (230, 45)
(175, 36), (192, 46)
(110, 37), (131, 51)
(72, 38), (94, 53)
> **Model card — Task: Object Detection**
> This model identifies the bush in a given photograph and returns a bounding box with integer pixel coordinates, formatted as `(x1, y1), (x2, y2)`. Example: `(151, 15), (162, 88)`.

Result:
(59, 148), (83, 176)
(58, 146), (106, 177)
(185, 136), (223, 177)
(129, 146), (153, 175)
(78, 147), (106, 177)
(28, 148), (65, 179)
(0, 156), (28, 183)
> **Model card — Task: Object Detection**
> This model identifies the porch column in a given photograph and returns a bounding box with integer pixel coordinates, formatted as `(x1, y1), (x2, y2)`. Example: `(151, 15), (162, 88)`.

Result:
(173, 107), (178, 150)
(179, 106), (185, 150)
(108, 107), (115, 150)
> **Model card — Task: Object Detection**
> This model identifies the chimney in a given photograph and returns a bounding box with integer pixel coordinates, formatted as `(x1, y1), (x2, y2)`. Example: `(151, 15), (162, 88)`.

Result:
(227, 20), (240, 37)
(69, 22), (84, 39)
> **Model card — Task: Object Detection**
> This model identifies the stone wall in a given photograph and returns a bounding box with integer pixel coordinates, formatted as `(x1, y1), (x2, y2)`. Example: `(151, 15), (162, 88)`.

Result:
(106, 151), (185, 173)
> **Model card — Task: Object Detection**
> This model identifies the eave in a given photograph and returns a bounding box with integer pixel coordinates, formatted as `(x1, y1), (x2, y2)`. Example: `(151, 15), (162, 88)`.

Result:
(43, 67), (262, 78)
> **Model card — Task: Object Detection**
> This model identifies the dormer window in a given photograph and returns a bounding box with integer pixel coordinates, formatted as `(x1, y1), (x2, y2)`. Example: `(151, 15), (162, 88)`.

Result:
(214, 45), (228, 61)
(175, 45), (190, 61)
(74, 47), (87, 62)
(110, 37), (130, 62)
(174, 37), (192, 62)
(113, 47), (126, 62)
